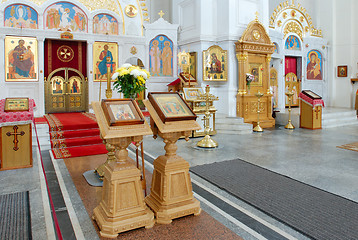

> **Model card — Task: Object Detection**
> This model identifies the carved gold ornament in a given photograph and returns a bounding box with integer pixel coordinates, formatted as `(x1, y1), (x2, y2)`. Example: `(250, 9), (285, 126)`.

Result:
(252, 30), (261, 40)
(130, 46), (137, 55)
(57, 45), (74, 62)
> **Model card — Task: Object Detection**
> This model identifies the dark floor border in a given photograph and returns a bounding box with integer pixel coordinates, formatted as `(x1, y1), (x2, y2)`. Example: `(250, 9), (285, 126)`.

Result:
(128, 147), (289, 240)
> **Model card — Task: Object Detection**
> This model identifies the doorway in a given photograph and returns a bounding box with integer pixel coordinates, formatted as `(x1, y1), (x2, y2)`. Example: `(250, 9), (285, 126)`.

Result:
(45, 68), (88, 113)
(44, 39), (88, 113)
(285, 56), (302, 107)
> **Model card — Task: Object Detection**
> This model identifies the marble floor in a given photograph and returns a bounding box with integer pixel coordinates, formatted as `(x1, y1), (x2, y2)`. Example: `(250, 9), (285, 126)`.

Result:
(0, 121), (357, 240)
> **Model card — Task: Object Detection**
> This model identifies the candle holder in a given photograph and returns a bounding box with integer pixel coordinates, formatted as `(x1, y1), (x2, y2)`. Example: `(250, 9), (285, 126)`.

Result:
(253, 91), (264, 132)
(285, 91), (295, 129)
(105, 56), (112, 99)
(197, 85), (219, 148)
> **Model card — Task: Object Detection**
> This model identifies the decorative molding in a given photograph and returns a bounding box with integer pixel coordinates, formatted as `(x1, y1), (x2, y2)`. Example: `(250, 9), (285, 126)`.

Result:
(269, 0), (323, 38)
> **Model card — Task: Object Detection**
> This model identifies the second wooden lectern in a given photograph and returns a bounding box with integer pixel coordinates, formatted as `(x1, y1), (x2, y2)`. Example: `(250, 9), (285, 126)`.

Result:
(144, 92), (202, 224)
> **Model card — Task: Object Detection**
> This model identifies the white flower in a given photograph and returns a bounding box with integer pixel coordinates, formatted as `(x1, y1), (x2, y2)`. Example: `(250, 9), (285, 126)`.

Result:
(121, 63), (132, 69)
(139, 70), (148, 80)
(111, 72), (119, 80)
(130, 69), (141, 78)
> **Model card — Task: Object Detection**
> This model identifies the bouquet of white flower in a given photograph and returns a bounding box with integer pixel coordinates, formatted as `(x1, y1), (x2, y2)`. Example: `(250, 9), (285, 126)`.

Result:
(112, 63), (151, 99)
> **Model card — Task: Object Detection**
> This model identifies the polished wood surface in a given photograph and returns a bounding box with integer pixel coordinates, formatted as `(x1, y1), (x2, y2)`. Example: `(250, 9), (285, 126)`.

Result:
(0, 124), (32, 170)
(300, 100), (322, 130)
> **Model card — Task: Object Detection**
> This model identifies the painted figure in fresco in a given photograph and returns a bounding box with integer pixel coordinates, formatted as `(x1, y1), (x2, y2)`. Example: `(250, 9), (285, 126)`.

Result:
(93, 15), (99, 33)
(18, 5), (24, 19)
(307, 51), (322, 80)
(4, 5), (38, 29)
(161, 41), (173, 76)
(71, 79), (79, 93)
(97, 45), (113, 79)
(9, 40), (33, 78)
(110, 18), (118, 35)
(286, 36), (300, 50)
(210, 53), (222, 73)
(59, 8), (71, 31)
(127, 6), (136, 17)
(46, 8), (61, 29)
(150, 40), (161, 76)
(74, 12), (86, 32)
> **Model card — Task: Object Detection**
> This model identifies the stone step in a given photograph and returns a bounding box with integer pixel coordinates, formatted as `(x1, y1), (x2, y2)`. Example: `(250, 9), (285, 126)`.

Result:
(322, 117), (358, 128)
(322, 111), (356, 120)
(215, 117), (245, 125)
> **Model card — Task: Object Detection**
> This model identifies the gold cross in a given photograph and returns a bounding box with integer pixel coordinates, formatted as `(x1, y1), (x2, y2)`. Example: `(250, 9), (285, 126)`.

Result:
(6, 125), (25, 151)
(158, 10), (165, 18)
(255, 11), (259, 20)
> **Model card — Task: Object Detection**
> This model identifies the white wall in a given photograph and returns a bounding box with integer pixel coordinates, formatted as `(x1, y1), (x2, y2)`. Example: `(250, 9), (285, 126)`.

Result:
(317, 0), (357, 108)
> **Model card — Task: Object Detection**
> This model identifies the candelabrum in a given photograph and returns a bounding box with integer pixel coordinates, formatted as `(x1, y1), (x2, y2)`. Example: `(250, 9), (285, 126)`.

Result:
(253, 91), (264, 132)
(105, 56), (112, 99)
(197, 85), (219, 148)
(285, 91), (295, 129)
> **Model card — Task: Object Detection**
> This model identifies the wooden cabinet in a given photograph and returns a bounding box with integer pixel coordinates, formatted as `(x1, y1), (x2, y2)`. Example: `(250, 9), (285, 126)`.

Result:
(0, 124), (32, 170)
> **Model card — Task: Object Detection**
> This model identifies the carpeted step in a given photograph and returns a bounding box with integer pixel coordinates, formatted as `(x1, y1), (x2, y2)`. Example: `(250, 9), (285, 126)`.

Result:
(50, 128), (101, 140)
(51, 136), (103, 148)
(52, 143), (107, 159)
(45, 112), (99, 131)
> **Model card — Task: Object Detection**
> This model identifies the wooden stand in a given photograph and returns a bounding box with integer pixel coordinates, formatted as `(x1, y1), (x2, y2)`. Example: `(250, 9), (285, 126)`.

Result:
(0, 123), (32, 170)
(91, 102), (154, 238)
(144, 100), (201, 224)
(300, 100), (322, 130)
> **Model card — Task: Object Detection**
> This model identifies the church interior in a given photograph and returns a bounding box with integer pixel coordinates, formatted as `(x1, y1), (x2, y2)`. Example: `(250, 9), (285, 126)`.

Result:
(1, 0), (358, 239)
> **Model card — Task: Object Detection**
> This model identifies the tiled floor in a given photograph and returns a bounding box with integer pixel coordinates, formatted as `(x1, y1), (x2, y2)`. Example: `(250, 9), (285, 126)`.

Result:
(1, 120), (357, 240)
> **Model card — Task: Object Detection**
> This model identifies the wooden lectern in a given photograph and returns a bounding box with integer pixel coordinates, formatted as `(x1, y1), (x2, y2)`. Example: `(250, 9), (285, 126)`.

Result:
(299, 91), (324, 130)
(0, 98), (34, 170)
(92, 99), (154, 238)
(144, 92), (201, 224)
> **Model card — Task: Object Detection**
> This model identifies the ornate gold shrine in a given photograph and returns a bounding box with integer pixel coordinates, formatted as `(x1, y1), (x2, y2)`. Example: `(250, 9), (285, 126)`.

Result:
(235, 18), (275, 128)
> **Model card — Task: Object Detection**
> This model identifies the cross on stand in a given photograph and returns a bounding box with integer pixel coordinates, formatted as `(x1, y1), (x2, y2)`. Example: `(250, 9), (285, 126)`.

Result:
(314, 107), (321, 120)
(6, 125), (25, 151)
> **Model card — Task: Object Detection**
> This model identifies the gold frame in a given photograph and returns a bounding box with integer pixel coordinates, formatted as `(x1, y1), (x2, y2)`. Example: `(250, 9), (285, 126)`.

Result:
(337, 65), (347, 78)
(183, 87), (203, 101)
(202, 45), (228, 81)
(5, 36), (38, 82)
(93, 42), (118, 82)
(101, 99), (145, 126)
(4, 98), (29, 112)
(249, 63), (263, 87)
(189, 52), (197, 79)
(148, 92), (197, 123)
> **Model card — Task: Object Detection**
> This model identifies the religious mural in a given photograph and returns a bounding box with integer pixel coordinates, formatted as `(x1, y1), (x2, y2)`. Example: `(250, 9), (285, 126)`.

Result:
(307, 50), (323, 80)
(93, 42), (118, 81)
(203, 45), (228, 81)
(285, 35), (301, 51)
(4, 4), (38, 29)
(93, 14), (119, 35)
(5, 36), (38, 82)
(44, 2), (87, 32)
(149, 35), (173, 77)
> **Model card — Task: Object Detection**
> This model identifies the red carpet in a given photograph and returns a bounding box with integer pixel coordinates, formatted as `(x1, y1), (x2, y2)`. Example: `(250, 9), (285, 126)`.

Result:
(45, 113), (107, 159)
(35, 117), (47, 124)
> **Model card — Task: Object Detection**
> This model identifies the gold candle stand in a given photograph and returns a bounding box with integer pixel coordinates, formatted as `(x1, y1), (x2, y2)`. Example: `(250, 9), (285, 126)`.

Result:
(285, 91), (295, 129)
(105, 56), (112, 99)
(197, 85), (219, 148)
(253, 91), (264, 132)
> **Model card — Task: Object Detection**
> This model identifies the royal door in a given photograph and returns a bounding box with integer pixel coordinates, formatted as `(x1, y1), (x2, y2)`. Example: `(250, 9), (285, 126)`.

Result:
(45, 68), (88, 113)
(44, 39), (87, 113)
